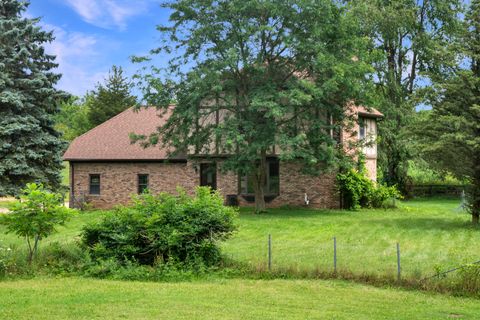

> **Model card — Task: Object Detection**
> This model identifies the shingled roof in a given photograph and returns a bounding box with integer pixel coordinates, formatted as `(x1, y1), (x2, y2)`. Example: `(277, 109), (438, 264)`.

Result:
(64, 104), (382, 162)
(63, 107), (182, 161)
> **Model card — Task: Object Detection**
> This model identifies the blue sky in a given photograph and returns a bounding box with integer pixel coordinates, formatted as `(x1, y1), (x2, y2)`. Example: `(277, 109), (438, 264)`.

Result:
(26, 0), (170, 96)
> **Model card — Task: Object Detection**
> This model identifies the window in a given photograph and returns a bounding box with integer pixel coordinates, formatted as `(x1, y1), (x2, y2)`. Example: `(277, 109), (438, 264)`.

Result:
(200, 163), (217, 190)
(240, 159), (280, 196)
(89, 174), (100, 195)
(138, 174), (149, 194)
(359, 117), (366, 140)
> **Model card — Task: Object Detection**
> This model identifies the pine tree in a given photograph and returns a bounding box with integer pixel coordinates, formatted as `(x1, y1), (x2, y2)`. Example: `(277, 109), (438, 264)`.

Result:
(0, 0), (67, 196)
(87, 66), (137, 127)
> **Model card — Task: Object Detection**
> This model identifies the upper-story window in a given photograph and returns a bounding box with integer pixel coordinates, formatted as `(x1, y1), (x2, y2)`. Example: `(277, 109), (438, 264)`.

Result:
(89, 174), (100, 195)
(358, 117), (377, 157)
(138, 174), (149, 194)
(359, 117), (366, 140)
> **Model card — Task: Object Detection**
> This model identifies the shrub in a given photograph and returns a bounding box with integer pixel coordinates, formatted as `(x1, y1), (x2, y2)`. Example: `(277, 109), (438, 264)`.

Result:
(81, 187), (237, 267)
(337, 169), (402, 210)
(0, 183), (76, 263)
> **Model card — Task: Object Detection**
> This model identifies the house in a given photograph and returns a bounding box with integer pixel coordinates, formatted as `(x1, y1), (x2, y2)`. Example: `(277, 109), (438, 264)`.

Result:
(63, 105), (382, 209)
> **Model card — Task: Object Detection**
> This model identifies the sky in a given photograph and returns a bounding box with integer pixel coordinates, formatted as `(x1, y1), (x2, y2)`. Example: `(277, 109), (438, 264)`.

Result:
(26, 0), (171, 96)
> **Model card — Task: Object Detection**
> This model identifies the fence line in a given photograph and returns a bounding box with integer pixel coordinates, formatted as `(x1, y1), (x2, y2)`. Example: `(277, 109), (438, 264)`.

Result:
(422, 259), (480, 281)
(261, 235), (478, 281)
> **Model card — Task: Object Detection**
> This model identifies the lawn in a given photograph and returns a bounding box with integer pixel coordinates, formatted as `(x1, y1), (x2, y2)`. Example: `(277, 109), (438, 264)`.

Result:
(223, 198), (478, 278)
(1, 198), (478, 280)
(1, 277), (479, 319)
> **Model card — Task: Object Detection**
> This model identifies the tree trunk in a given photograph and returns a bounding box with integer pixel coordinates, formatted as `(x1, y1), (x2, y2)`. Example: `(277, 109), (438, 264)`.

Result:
(473, 212), (479, 226)
(26, 236), (33, 265)
(472, 174), (480, 226)
(252, 149), (267, 213)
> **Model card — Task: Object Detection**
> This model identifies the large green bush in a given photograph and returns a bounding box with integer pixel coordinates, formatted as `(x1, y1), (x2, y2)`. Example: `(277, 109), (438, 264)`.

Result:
(337, 169), (402, 210)
(81, 187), (237, 266)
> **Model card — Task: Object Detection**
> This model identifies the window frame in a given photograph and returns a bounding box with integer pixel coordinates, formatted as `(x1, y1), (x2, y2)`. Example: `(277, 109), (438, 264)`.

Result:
(359, 117), (366, 140)
(239, 159), (280, 196)
(137, 174), (149, 194)
(89, 174), (101, 195)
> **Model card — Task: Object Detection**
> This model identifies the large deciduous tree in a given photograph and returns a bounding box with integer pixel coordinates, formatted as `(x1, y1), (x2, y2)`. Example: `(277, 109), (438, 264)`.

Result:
(416, 0), (480, 225)
(135, 0), (373, 212)
(54, 96), (93, 141)
(348, 0), (462, 192)
(87, 65), (137, 127)
(0, 0), (67, 196)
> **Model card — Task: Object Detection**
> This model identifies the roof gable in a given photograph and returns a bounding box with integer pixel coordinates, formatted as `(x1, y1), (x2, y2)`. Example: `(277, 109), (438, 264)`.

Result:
(63, 107), (181, 161)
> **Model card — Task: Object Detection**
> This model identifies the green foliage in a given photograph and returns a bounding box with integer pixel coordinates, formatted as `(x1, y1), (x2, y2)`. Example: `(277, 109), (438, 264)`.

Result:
(54, 96), (93, 141)
(0, 183), (75, 263)
(407, 160), (462, 186)
(348, 0), (463, 192)
(87, 65), (136, 127)
(134, 0), (374, 212)
(414, 0), (480, 224)
(337, 169), (402, 210)
(0, 0), (68, 196)
(81, 187), (237, 266)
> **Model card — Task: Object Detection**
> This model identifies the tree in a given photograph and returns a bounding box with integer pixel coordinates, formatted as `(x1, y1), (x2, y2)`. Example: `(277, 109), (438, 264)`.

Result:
(0, 183), (74, 263)
(416, 0), (480, 225)
(0, 0), (67, 196)
(134, 0), (373, 212)
(54, 96), (93, 141)
(348, 0), (462, 192)
(87, 65), (137, 127)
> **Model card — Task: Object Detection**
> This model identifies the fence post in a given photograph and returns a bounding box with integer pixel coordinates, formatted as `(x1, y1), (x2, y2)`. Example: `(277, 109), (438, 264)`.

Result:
(268, 234), (272, 271)
(396, 242), (401, 281)
(333, 236), (337, 273)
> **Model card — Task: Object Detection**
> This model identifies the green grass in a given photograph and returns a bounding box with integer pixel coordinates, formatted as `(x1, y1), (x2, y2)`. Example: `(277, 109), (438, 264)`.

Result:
(1, 277), (479, 319)
(222, 198), (479, 278)
(1, 199), (478, 279)
(0, 210), (103, 248)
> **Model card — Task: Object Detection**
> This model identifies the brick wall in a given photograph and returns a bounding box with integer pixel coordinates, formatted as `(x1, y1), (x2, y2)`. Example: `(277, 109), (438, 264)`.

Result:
(70, 162), (197, 209)
(70, 160), (340, 210)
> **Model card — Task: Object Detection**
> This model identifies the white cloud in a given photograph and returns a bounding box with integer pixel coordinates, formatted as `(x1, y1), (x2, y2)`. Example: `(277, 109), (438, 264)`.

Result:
(63, 0), (154, 30)
(42, 23), (108, 95)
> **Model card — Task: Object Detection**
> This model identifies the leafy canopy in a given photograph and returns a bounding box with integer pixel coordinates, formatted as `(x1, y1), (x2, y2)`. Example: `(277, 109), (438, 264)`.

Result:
(54, 96), (93, 141)
(0, 183), (75, 263)
(348, 0), (463, 191)
(134, 0), (374, 211)
(414, 0), (480, 224)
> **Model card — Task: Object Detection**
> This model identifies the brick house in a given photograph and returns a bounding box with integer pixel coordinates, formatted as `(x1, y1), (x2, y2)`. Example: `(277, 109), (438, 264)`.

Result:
(63, 106), (382, 209)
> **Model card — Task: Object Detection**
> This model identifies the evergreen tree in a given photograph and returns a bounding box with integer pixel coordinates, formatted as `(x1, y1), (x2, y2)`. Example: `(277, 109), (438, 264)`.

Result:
(87, 65), (136, 127)
(0, 0), (67, 196)
(416, 0), (480, 224)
